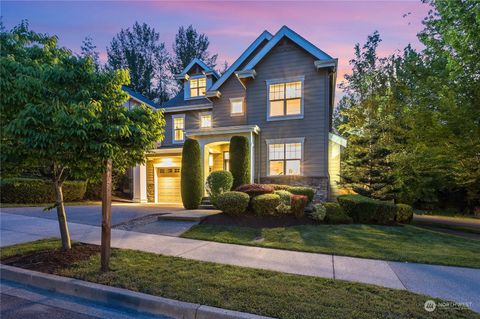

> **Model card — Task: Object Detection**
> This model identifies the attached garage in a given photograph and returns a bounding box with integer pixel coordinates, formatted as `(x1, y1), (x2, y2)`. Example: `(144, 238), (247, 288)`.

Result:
(146, 152), (183, 204)
(156, 167), (181, 203)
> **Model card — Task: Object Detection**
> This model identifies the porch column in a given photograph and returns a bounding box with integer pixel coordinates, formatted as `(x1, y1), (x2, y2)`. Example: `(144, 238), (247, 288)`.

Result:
(249, 132), (255, 183)
(132, 164), (147, 203)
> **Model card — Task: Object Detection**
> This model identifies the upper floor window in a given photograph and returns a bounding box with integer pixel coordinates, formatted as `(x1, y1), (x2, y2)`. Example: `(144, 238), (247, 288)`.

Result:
(172, 115), (185, 143)
(190, 77), (206, 97)
(267, 77), (304, 121)
(230, 97), (244, 116)
(267, 138), (304, 176)
(200, 112), (212, 128)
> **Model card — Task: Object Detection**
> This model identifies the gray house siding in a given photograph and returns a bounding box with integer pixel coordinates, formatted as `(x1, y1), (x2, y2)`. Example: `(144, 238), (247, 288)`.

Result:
(161, 110), (205, 147)
(212, 76), (246, 127)
(245, 39), (330, 179)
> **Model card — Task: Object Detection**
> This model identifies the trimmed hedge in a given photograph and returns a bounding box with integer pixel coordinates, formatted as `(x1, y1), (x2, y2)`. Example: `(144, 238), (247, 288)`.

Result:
(206, 171), (233, 207)
(288, 186), (315, 203)
(274, 190), (293, 205)
(181, 139), (203, 209)
(276, 203), (291, 215)
(396, 203), (414, 223)
(252, 194), (281, 216)
(229, 136), (250, 189)
(236, 183), (274, 197)
(310, 203), (327, 222)
(337, 195), (397, 225)
(216, 191), (250, 216)
(291, 195), (308, 219)
(323, 202), (353, 224)
(0, 178), (86, 203)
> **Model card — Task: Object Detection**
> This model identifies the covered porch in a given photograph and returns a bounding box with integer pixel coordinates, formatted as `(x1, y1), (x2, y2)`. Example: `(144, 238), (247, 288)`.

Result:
(186, 125), (260, 186)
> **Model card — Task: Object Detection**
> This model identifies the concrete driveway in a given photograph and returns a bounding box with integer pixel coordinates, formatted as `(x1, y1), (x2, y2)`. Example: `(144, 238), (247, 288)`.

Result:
(0, 203), (183, 227)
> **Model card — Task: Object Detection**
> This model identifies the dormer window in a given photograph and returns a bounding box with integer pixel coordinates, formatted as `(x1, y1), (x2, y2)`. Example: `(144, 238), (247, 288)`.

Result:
(190, 77), (206, 97)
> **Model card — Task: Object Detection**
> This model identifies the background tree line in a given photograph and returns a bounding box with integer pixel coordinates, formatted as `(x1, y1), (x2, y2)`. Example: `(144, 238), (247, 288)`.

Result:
(83, 22), (225, 104)
(336, 0), (479, 213)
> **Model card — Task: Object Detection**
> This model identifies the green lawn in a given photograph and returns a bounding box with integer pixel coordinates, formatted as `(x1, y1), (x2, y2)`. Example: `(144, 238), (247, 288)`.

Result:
(1, 239), (477, 319)
(182, 224), (480, 268)
(414, 209), (479, 219)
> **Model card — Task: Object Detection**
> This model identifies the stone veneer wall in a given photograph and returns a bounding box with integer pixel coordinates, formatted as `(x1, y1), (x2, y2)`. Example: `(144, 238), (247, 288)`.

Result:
(259, 176), (329, 202)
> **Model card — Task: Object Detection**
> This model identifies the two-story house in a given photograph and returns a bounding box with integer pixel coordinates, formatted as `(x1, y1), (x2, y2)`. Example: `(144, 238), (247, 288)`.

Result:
(129, 26), (346, 204)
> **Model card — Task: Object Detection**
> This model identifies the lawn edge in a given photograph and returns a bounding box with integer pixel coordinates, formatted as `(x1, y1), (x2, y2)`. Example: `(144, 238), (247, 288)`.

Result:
(0, 264), (274, 319)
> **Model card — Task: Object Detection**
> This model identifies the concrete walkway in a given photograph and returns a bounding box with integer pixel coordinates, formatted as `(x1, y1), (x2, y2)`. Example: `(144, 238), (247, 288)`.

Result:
(1, 212), (479, 313)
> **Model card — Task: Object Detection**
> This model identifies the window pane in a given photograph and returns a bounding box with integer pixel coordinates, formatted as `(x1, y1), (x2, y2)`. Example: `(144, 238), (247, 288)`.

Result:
(285, 143), (301, 159)
(199, 87), (206, 96)
(286, 160), (301, 175)
(201, 114), (211, 128)
(270, 100), (284, 117)
(174, 117), (184, 129)
(190, 88), (198, 97)
(269, 83), (284, 100)
(190, 79), (198, 88)
(174, 129), (184, 141)
(269, 144), (285, 160)
(286, 81), (301, 99)
(231, 100), (243, 114)
(269, 160), (284, 176)
(286, 98), (301, 115)
(198, 77), (206, 88)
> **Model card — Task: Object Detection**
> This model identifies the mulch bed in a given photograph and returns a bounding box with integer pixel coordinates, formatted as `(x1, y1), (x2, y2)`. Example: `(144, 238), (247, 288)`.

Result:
(1, 243), (100, 273)
(200, 213), (316, 228)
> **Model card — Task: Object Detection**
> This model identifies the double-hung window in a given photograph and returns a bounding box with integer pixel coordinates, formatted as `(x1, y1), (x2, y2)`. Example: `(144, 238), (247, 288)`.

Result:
(267, 139), (303, 176)
(267, 77), (304, 120)
(172, 115), (185, 143)
(190, 77), (206, 97)
(200, 112), (212, 128)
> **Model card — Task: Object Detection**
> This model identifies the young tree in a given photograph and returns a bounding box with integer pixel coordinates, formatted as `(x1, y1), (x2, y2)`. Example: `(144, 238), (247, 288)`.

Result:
(107, 22), (170, 103)
(170, 25), (218, 86)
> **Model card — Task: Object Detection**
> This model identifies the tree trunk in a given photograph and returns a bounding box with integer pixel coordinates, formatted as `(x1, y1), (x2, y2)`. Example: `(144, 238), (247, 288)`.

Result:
(101, 159), (113, 272)
(54, 181), (71, 250)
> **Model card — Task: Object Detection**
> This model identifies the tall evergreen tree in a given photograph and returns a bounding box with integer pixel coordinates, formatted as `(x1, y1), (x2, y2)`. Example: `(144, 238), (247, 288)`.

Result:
(107, 22), (169, 103)
(80, 36), (100, 70)
(170, 25), (217, 87)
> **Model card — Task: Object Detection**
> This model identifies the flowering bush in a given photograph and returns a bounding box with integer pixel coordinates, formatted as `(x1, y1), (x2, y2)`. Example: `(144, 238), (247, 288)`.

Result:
(291, 195), (308, 218)
(236, 183), (274, 197)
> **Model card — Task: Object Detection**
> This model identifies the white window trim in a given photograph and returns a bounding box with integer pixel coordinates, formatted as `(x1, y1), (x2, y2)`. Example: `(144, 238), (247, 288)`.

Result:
(265, 137), (305, 176)
(266, 76), (305, 121)
(186, 74), (207, 100)
(199, 111), (212, 129)
(230, 97), (245, 116)
(172, 114), (185, 144)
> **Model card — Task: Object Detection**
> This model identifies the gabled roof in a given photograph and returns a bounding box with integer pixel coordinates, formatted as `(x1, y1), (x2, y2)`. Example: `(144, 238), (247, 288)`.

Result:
(208, 30), (273, 92)
(177, 58), (220, 79)
(122, 86), (160, 109)
(242, 25), (333, 71)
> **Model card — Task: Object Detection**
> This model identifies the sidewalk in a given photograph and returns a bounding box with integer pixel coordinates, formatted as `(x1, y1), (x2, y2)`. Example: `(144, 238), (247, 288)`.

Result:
(1, 211), (479, 313)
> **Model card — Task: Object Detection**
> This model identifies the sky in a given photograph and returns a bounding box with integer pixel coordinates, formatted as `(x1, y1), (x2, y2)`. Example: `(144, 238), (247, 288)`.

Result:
(1, 1), (431, 103)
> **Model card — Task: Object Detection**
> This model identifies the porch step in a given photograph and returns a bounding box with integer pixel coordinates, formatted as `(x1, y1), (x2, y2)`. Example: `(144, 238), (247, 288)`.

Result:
(200, 197), (215, 210)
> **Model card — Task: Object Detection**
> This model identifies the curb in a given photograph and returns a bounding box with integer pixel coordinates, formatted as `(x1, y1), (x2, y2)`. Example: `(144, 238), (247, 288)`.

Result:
(0, 265), (274, 319)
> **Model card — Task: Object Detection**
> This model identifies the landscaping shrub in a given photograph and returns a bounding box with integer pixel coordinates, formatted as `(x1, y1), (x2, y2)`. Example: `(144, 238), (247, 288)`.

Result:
(181, 139), (203, 209)
(206, 171), (233, 207)
(276, 203), (291, 215)
(291, 195), (308, 218)
(84, 181), (102, 200)
(0, 178), (86, 203)
(229, 136), (250, 189)
(337, 195), (396, 224)
(288, 186), (315, 203)
(310, 203), (327, 222)
(252, 194), (281, 216)
(274, 190), (293, 205)
(396, 203), (414, 223)
(236, 183), (274, 198)
(216, 191), (250, 216)
(265, 184), (291, 191)
(323, 202), (353, 224)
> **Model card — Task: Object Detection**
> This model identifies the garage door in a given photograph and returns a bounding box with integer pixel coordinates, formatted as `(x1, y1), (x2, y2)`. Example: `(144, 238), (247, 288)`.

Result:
(157, 167), (181, 203)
